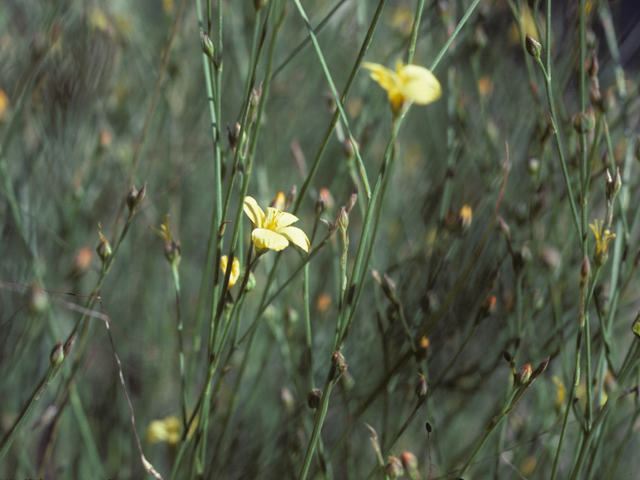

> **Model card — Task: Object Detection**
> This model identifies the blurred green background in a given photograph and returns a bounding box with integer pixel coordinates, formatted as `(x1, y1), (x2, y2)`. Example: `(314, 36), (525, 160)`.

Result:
(2, 0), (640, 479)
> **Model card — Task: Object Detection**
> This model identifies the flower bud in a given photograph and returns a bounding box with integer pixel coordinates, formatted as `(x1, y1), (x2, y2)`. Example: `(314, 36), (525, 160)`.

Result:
(330, 351), (347, 379)
(244, 271), (257, 292)
(385, 456), (404, 478)
(50, 340), (64, 369)
(285, 306), (299, 325)
(401, 451), (419, 479)
(200, 30), (215, 62)
(531, 356), (550, 379)
(331, 351), (346, 370)
(307, 388), (322, 409)
(479, 295), (497, 319)
(165, 240), (181, 266)
(513, 245), (532, 274)
(415, 374), (428, 400)
(525, 34), (541, 59)
(271, 190), (286, 210)
(586, 51), (598, 78)
(526, 157), (540, 175)
(281, 387), (294, 414)
(285, 186), (296, 211)
(415, 336), (430, 361)
(126, 183), (146, 213)
(254, 0), (268, 11)
(336, 206), (349, 235)
(503, 350), (515, 370)
(580, 256), (590, 288)
(540, 246), (561, 273)
(27, 282), (49, 315)
(497, 216), (511, 242)
(632, 312), (640, 339)
(515, 364), (532, 386)
(573, 111), (595, 133)
(346, 189), (358, 214)
(96, 235), (112, 263)
(315, 195), (325, 218)
(64, 333), (77, 358)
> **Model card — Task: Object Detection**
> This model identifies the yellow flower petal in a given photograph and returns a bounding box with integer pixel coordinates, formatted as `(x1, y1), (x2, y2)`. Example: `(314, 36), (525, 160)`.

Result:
(220, 255), (240, 288)
(363, 62), (402, 95)
(264, 207), (299, 229)
(398, 64), (442, 104)
(252, 228), (290, 251)
(279, 226), (310, 252)
(243, 196), (265, 227)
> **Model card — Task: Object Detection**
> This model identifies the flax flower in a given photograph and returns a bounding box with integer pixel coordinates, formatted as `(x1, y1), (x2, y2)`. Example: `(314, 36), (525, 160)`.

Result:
(243, 196), (310, 252)
(363, 61), (441, 113)
(220, 255), (240, 289)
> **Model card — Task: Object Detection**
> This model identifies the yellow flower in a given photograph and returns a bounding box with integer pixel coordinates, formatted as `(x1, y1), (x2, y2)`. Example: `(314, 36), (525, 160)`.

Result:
(363, 61), (441, 113)
(589, 219), (615, 267)
(243, 196), (310, 252)
(220, 255), (240, 288)
(146, 415), (181, 445)
(552, 375), (566, 408)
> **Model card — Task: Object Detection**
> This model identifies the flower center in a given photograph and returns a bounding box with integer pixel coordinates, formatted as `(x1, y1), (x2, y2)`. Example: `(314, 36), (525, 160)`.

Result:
(264, 209), (284, 231)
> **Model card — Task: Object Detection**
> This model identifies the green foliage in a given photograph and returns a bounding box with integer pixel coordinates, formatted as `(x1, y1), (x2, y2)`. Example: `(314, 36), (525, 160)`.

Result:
(1, 0), (640, 479)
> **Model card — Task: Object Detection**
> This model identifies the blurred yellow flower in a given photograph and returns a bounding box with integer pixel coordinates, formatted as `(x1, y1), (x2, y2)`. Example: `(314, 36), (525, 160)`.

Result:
(243, 196), (310, 252)
(147, 415), (181, 445)
(220, 255), (240, 288)
(363, 61), (441, 113)
(0, 86), (9, 122)
(508, 5), (540, 46)
(459, 205), (472, 230)
(552, 375), (566, 408)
